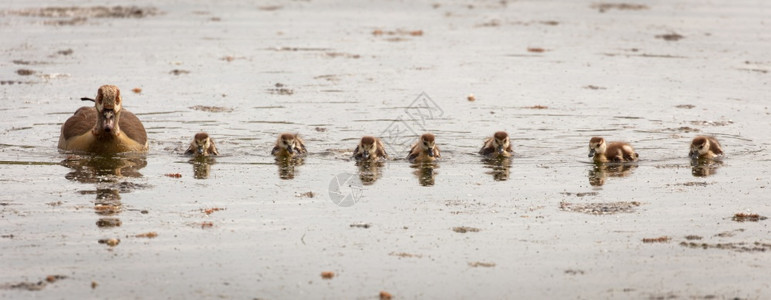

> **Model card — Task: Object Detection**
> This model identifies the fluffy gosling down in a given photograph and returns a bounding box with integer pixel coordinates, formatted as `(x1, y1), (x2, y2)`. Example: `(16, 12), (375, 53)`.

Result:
(271, 133), (307, 158)
(353, 136), (388, 161)
(588, 137), (638, 163)
(479, 131), (513, 158)
(58, 85), (148, 154)
(689, 136), (723, 159)
(185, 132), (219, 157)
(407, 133), (441, 163)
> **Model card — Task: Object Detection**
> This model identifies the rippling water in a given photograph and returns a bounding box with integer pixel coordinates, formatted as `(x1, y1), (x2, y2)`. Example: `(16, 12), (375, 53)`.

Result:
(1, 0), (770, 298)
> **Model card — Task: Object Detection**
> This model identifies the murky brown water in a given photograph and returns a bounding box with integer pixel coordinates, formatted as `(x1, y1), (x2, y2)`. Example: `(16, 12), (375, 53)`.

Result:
(2, 0), (770, 298)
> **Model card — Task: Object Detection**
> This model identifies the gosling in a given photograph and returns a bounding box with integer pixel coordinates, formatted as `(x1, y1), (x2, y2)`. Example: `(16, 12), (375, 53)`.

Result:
(407, 133), (440, 163)
(353, 136), (388, 161)
(479, 131), (513, 158)
(185, 132), (219, 157)
(689, 136), (723, 159)
(588, 137), (638, 163)
(271, 133), (307, 158)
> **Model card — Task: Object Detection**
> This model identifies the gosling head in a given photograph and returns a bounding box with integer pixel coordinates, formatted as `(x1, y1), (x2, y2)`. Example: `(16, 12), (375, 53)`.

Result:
(278, 133), (298, 154)
(420, 133), (437, 157)
(689, 136), (710, 159)
(588, 137), (606, 157)
(358, 136), (378, 160)
(191, 132), (214, 156)
(492, 131), (510, 154)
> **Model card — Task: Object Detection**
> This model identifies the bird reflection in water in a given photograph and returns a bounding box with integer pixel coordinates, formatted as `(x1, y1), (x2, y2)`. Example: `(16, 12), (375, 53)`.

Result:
(355, 160), (385, 185)
(411, 162), (438, 186)
(690, 158), (722, 177)
(61, 154), (147, 231)
(189, 156), (216, 179)
(482, 157), (511, 181)
(588, 163), (637, 186)
(275, 156), (304, 180)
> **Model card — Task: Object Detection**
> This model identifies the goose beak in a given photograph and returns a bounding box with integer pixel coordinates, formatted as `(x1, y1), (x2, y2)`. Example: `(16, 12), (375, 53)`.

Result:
(286, 145), (294, 154)
(588, 149), (595, 158)
(689, 150), (698, 159)
(197, 146), (204, 155)
(362, 151), (370, 159)
(497, 145), (504, 154)
(102, 110), (115, 133)
(427, 148), (435, 157)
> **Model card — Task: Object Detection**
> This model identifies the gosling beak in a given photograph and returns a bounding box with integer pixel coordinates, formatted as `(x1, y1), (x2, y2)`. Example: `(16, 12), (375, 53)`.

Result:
(588, 149), (595, 158)
(497, 145), (504, 154)
(286, 145), (294, 154)
(427, 148), (435, 157)
(362, 151), (370, 159)
(689, 150), (698, 159)
(197, 146), (205, 155)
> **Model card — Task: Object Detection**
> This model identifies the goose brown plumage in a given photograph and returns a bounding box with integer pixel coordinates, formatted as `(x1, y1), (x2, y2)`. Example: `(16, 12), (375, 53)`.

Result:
(58, 85), (148, 154)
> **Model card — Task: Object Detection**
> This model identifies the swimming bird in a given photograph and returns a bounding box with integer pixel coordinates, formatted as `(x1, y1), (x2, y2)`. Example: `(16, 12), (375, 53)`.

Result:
(479, 131), (513, 158)
(58, 85), (148, 154)
(353, 136), (388, 161)
(185, 132), (219, 157)
(407, 133), (440, 163)
(588, 137), (638, 163)
(271, 133), (307, 158)
(689, 136), (723, 159)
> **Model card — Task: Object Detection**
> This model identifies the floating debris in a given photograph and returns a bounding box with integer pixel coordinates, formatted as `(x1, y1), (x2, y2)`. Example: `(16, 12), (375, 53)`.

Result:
(202, 207), (225, 215)
(564, 269), (585, 275)
(689, 120), (734, 126)
(732, 213), (767, 222)
(591, 3), (649, 13)
(169, 69), (190, 76)
(6, 6), (160, 18)
(372, 29), (423, 36)
(379, 291), (393, 300)
(295, 191), (314, 198)
(561, 192), (598, 197)
(96, 218), (122, 228)
(164, 173), (182, 178)
(389, 252), (422, 258)
(468, 261), (496, 268)
(656, 33), (685, 41)
(560, 201), (641, 215)
(258, 5), (282, 11)
(98, 238), (120, 246)
(321, 271), (335, 279)
(16, 69), (35, 76)
(268, 83), (294, 95)
(135, 232), (158, 238)
(190, 105), (233, 113)
(642, 236), (671, 243)
(453, 226), (480, 233)
(200, 221), (214, 229)
(679, 241), (771, 253)
(350, 223), (371, 229)
(45, 275), (67, 283)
